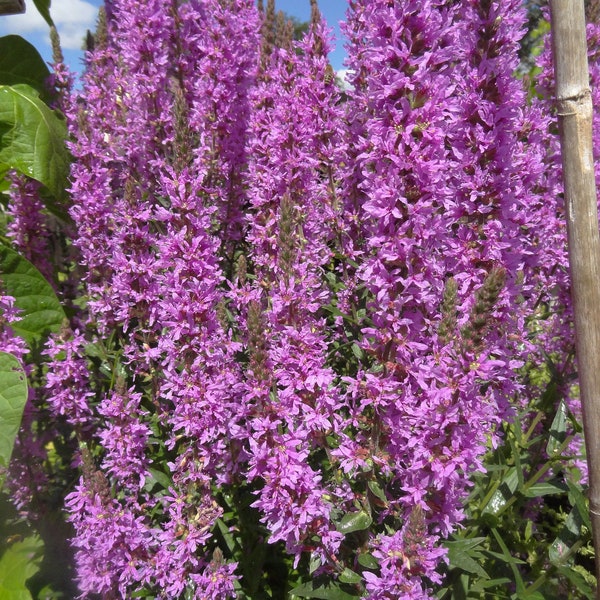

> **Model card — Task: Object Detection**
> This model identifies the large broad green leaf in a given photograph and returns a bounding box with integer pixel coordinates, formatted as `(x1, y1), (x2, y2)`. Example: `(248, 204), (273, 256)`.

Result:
(0, 84), (69, 204)
(0, 352), (27, 483)
(0, 244), (66, 347)
(0, 37), (52, 102)
(31, 0), (54, 28)
(0, 535), (43, 600)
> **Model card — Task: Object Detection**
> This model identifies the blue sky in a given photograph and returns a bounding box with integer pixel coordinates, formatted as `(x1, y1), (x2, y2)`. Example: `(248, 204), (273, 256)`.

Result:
(0, 0), (349, 78)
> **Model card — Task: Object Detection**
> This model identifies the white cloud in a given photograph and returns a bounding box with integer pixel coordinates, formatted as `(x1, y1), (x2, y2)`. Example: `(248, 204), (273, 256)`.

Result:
(0, 0), (97, 50)
(336, 69), (354, 91)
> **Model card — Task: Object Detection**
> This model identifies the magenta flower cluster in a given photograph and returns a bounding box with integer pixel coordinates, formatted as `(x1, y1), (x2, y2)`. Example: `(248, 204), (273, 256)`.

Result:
(2, 0), (594, 598)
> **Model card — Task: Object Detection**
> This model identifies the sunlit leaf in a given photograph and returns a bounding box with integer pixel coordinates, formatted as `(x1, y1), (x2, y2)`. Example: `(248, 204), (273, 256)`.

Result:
(0, 37), (52, 103)
(0, 243), (66, 347)
(31, 0), (54, 27)
(0, 351), (27, 485)
(0, 84), (70, 205)
(0, 535), (42, 599)
(336, 510), (372, 535)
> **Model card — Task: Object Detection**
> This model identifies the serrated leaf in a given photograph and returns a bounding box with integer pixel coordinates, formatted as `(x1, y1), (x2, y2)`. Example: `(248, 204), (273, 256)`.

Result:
(0, 535), (43, 599)
(290, 580), (359, 599)
(0, 37), (52, 102)
(0, 351), (27, 485)
(0, 244), (66, 347)
(32, 0), (55, 27)
(0, 84), (70, 204)
(336, 510), (372, 535)
(547, 400), (568, 456)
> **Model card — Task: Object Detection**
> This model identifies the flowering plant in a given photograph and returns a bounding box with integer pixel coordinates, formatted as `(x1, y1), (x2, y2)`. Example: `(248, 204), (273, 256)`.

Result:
(0, 0), (596, 598)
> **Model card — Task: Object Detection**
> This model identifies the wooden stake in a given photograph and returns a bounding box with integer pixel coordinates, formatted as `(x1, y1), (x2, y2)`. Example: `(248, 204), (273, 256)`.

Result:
(0, 0), (25, 15)
(550, 0), (600, 591)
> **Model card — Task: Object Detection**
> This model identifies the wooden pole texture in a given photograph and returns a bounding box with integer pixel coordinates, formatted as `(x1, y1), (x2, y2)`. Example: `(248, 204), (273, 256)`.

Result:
(0, 0), (24, 15)
(550, 0), (600, 591)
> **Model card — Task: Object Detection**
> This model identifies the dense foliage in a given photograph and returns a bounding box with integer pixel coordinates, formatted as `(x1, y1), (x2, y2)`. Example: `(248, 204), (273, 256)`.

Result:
(0, 0), (598, 598)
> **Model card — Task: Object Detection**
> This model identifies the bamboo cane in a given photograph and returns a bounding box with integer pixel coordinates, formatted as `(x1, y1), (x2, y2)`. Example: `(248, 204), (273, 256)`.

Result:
(549, 0), (600, 591)
(0, 0), (24, 15)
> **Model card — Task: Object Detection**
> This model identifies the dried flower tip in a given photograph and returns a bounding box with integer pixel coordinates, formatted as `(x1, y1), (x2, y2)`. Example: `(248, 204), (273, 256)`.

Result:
(247, 300), (268, 382)
(50, 26), (64, 64)
(235, 254), (247, 285)
(94, 6), (108, 51)
(438, 277), (458, 344)
(170, 78), (194, 171)
(310, 0), (321, 27)
(80, 443), (111, 503)
(260, 0), (276, 70)
(274, 10), (293, 51)
(461, 267), (506, 351)
(277, 193), (297, 280)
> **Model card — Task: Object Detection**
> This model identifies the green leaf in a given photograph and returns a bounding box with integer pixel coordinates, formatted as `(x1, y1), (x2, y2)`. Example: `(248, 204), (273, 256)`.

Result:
(566, 480), (592, 530)
(0, 84), (70, 204)
(0, 535), (43, 599)
(339, 568), (362, 585)
(357, 553), (378, 570)
(31, 0), (55, 28)
(470, 577), (512, 592)
(0, 244), (66, 347)
(0, 37), (52, 102)
(214, 518), (238, 556)
(556, 565), (595, 599)
(523, 479), (568, 498)
(367, 480), (387, 504)
(549, 504), (586, 565)
(290, 581), (359, 599)
(546, 400), (568, 456)
(490, 528), (526, 593)
(0, 352), (27, 485)
(351, 343), (364, 360)
(482, 467), (519, 516)
(515, 592), (545, 600)
(336, 510), (372, 535)
(445, 537), (489, 579)
(146, 468), (172, 491)
(309, 554), (321, 575)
